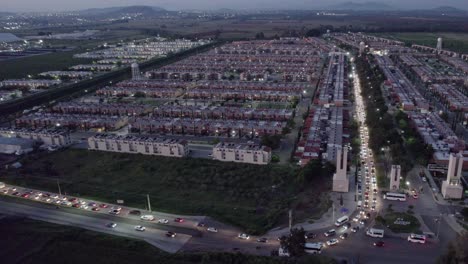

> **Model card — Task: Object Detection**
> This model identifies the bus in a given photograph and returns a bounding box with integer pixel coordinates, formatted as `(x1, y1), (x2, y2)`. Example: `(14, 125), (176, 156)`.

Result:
(407, 234), (426, 244)
(335, 215), (349, 226)
(304, 243), (323, 254)
(366, 228), (384, 238)
(383, 192), (406, 201)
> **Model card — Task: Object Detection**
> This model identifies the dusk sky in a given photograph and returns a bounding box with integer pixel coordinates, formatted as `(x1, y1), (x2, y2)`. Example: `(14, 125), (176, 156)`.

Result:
(3, 0), (468, 12)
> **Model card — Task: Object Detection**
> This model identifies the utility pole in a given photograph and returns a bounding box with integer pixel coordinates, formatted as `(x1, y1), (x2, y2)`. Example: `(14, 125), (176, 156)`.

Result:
(288, 209), (293, 233)
(57, 179), (62, 196)
(332, 203), (335, 224)
(147, 194), (152, 212)
(436, 214), (442, 238)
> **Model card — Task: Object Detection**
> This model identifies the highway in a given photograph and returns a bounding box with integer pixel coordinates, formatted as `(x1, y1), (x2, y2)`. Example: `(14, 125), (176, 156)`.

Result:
(0, 199), (190, 253)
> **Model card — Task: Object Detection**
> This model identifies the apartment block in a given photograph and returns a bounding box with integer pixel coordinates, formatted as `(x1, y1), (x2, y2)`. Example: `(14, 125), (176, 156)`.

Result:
(88, 134), (189, 158)
(0, 128), (71, 146)
(212, 142), (271, 165)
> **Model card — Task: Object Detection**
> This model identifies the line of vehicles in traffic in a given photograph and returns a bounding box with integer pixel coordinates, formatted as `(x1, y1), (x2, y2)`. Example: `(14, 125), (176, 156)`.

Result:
(0, 182), (269, 243)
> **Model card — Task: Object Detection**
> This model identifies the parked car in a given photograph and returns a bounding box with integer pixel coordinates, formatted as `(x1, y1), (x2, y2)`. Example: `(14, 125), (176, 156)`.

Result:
(351, 226), (360, 233)
(340, 233), (349, 240)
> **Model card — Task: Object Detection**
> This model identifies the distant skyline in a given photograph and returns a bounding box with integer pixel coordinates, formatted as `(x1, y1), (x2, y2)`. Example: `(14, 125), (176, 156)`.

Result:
(2, 0), (468, 12)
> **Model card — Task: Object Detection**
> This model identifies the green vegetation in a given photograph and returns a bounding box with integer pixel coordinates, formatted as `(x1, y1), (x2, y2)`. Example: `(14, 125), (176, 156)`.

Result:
(0, 217), (336, 264)
(437, 233), (468, 264)
(261, 134), (282, 150)
(375, 32), (468, 54)
(355, 54), (432, 181)
(4, 149), (301, 234)
(279, 228), (306, 257)
(0, 50), (93, 80)
(383, 212), (421, 233)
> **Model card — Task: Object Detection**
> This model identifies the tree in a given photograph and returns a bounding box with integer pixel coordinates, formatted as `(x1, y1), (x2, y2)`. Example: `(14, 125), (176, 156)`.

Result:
(279, 228), (306, 257)
(461, 208), (468, 219)
(306, 29), (321, 37)
(261, 135), (282, 149)
(255, 32), (265, 39)
(437, 233), (468, 264)
(134, 92), (146, 98)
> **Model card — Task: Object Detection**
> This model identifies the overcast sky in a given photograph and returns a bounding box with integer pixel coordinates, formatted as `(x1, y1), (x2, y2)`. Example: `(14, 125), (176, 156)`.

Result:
(3, 0), (468, 12)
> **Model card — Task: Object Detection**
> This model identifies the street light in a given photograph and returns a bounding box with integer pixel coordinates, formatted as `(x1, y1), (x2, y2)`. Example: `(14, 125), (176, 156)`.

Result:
(406, 181), (410, 186)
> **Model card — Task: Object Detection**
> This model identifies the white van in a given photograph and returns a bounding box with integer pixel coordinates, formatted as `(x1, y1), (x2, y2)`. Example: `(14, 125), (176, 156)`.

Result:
(357, 201), (362, 209)
(278, 247), (290, 257)
(335, 215), (349, 226)
(304, 243), (323, 254)
(366, 228), (384, 238)
(140, 215), (155, 221)
(0, 182), (5, 189)
(407, 234), (426, 244)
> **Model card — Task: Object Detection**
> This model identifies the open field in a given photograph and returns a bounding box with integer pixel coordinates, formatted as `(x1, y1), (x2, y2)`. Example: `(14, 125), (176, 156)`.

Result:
(2, 149), (300, 234)
(93, 18), (352, 39)
(0, 50), (93, 80)
(374, 32), (468, 53)
(0, 216), (336, 264)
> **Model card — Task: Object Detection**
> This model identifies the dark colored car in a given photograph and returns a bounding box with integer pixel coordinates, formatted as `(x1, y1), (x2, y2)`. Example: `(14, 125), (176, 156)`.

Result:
(129, 210), (141, 215)
(305, 232), (317, 239)
(374, 241), (385, 247)
(166, 231), (176, 237)
(324, 229), (336, 237)
(106, 223), (117, 228)
(174, 218), (184, 223)
(257, 237), (268, 243)
(197, 222), (206, 227)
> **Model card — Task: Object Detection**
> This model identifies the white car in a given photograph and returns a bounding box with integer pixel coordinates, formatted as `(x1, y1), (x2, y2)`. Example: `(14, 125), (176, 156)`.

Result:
(238, 233), (250, 240)
(207, 227), (218, 233)
(158, 219), (169, 224)
(134, 225), (146, 232)
(326, 239), (339, 246)
(109, 209), (120, 215)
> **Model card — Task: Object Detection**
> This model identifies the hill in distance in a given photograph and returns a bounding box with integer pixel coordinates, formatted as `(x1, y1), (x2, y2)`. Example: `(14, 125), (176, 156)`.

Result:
(323, 1), (396, 11)
(77, 5), (167, 16)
